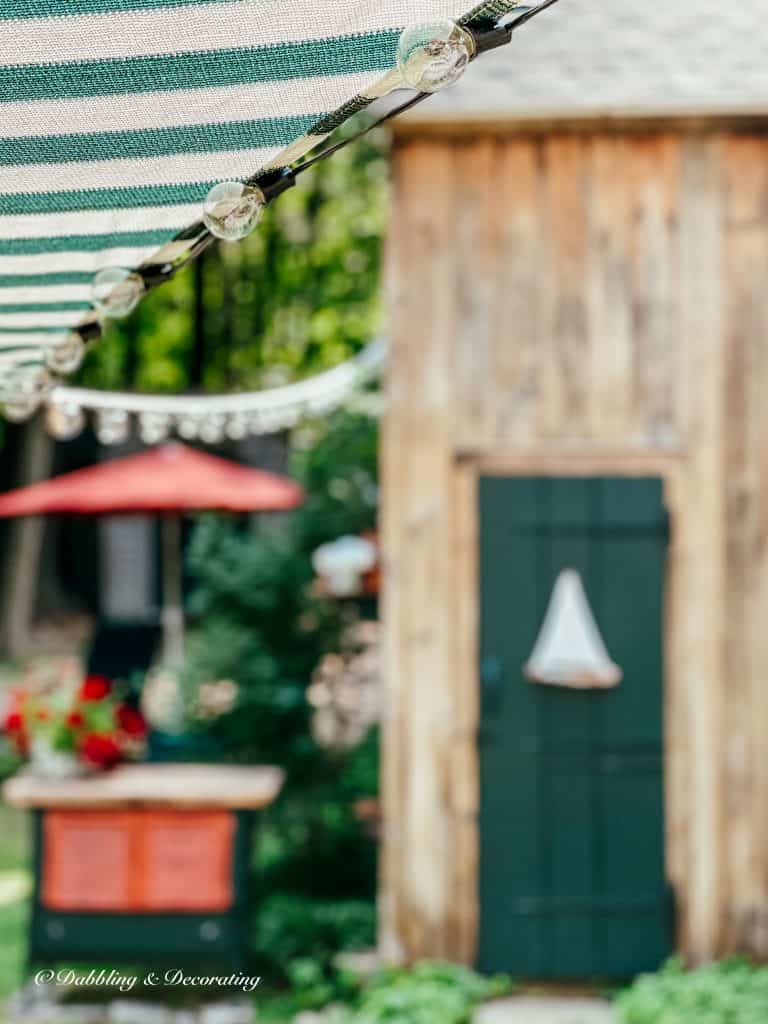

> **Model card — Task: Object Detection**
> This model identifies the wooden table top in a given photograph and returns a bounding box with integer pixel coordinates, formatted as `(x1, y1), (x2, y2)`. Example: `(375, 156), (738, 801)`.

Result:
(3, 763), (285, 810)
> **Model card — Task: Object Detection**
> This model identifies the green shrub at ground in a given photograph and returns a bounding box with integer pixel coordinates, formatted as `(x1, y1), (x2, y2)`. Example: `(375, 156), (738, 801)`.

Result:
(260, 960), (512, 1024)
(617, 958), (768, 1024)
(252, 894), (376, 973)
(183, 409), (380, 976)
(348, 961), (512, 1024)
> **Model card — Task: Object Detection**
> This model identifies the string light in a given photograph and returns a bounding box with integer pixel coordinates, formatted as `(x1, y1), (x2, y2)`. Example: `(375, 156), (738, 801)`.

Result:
(45, 332), (87, 375)
(1, 366), (54, 422)
(91, 267), (145, 319)
(0, 2), (560, 396)
(203, 182), (266, 241)
(397, 21), (475, 92)
(32, 340), (385, 445)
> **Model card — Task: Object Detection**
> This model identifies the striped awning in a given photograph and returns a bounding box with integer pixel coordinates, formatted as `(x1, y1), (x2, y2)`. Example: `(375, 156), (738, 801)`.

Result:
(0, 0), (526, 390)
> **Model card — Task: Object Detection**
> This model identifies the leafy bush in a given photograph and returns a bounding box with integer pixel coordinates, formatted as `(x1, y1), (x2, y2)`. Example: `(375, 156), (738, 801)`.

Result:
(349, 962), (512, 1024)
(182, 409), (380, 974)
(252, 894), (376, 973)
(183, 408), (378, 772)
(260, 960), (512, 1024)
(617, 958), (768, 1024)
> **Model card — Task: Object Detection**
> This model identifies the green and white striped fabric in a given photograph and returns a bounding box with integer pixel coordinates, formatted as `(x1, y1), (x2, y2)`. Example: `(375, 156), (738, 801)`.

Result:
(0, 0), (520, 385)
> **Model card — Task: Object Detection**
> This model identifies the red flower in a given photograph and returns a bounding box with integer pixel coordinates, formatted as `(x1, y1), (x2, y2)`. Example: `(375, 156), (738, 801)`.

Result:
(79, 675), (111, 702)
(4, 710), (24, 734)
(66, 709), (85, 729)
(116, 705), (146, 738)
(4, 710), (28, 755)
(80, 732), (122, 769)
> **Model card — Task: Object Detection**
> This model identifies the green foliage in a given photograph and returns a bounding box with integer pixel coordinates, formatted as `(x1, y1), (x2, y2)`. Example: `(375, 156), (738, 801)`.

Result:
(349, 962), (513, 1024)
(253, 896), (376, 972)
(616, 958), (768, 1024)
(0, 899), (28, 1001)
(261, 961), (514, 1024)
(183, 408), (378, 770)
(182, 409), (380, 974)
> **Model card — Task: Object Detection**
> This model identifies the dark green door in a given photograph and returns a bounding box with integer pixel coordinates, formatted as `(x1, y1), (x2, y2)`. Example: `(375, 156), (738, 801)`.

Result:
(478, 477), (671, 979)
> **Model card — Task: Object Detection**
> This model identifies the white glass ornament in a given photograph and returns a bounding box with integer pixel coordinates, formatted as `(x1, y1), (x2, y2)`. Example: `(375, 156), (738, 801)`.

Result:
(203, 181), (266, 241)
(225, 413), (249, 441)
(246, 412), (265, 435)
(397, 20), (474, 93)
(91, 267), (145, 318)
(96, 408), (130, 446)
(199, 414), (226, 444)
(45, 332), (86, 375)
(177, 415), (201, 441)
(139, 412), (171, 445)
(276, 406), (300, 431)
(46, 401), (85, 441)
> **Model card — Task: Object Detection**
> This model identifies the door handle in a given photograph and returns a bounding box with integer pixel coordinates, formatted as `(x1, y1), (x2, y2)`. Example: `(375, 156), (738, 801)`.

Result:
(481, 655), (505, 715)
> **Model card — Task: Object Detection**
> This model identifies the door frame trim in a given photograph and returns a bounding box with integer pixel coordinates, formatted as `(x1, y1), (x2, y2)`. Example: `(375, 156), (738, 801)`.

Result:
(454, 453), (685, 966)
(381, 444), (725, 966)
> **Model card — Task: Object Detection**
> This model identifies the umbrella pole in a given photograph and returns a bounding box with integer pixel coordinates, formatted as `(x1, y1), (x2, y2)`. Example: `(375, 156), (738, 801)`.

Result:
(161, 513), (185, 667)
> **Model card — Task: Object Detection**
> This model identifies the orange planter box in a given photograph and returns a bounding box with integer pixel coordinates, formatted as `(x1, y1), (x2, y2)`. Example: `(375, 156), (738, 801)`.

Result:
(42, 809), (236, 913)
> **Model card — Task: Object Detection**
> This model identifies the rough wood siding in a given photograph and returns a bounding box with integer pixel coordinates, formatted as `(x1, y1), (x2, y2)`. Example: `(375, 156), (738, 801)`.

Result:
(721, 136), (768, 957)
(381, 142), (463, 962)
(443, 133), (686, 452)
(382, 127), (768, 965)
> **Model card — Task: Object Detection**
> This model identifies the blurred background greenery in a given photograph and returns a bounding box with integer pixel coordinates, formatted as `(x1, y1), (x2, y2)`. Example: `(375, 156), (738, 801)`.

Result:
(0, 120), (388, 1014)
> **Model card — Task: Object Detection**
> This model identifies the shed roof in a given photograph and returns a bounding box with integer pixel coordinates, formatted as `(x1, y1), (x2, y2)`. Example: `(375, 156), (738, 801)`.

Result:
(404, 0), (768, 124)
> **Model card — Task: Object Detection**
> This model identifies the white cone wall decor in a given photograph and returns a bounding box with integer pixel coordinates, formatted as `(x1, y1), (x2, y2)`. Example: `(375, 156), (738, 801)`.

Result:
(524, 569), (623, 690)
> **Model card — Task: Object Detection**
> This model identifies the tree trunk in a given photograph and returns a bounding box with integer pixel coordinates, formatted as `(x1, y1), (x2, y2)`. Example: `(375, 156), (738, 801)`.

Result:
(0, 418), (54, 658)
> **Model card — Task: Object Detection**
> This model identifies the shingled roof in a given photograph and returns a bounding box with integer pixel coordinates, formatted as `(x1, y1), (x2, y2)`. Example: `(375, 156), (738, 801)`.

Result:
(406, 0), (768, 122)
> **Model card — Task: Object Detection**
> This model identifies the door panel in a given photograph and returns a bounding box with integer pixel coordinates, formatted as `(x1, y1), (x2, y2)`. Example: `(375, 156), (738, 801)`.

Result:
(478, 477), (671, 979)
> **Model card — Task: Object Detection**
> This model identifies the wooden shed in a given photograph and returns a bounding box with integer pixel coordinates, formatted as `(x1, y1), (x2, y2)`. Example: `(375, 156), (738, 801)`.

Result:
(380, 0), (768, 978)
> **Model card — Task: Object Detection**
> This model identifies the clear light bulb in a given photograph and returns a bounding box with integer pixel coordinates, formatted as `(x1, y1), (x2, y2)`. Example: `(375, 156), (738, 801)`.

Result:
(45, 332), (86, 375)
(397, 20), (474, 93)
(3, 394), (39, 423)
(92, 267), (145, 319)
(203, 181), (266, 241)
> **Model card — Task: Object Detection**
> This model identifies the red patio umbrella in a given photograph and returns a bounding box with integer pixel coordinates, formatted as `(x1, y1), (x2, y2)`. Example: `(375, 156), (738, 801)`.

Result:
(0, 444), (303, 665)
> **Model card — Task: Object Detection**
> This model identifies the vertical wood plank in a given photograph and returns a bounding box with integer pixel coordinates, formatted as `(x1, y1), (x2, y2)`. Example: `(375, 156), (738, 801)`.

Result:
(721, 135), (768, 955)
(586, 135), (635, 439)
(450, 462), (481, 962)
(627, 135), (681, 447)
(380, 139), (460, 961)
(675, 134), (726, 961)
(538, 137), (590, 439)
(486, 138), (545, 447)
(452, 139), (499, 448)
